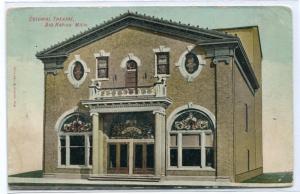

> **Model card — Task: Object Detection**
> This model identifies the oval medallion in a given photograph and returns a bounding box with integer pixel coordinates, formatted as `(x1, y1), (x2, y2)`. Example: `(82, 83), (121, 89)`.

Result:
(184, 52), (199, 74)
(72, 61), (84, 81)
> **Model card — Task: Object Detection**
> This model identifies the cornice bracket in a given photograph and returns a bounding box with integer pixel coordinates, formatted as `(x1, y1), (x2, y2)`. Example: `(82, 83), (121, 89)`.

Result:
(212, 56), (231, 65)
(39, 55), (67, 75)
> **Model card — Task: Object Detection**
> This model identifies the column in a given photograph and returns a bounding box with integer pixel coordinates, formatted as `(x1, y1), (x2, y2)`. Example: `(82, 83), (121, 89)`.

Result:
(98, 114), (104, 174)
(178, 133), (182, 168)
(154, 110), (164, 177)
(91, 112), (99, 174)
(128, 141), (134, 175)
(160, 112), (166, 177)
(201, 131), (206, 168)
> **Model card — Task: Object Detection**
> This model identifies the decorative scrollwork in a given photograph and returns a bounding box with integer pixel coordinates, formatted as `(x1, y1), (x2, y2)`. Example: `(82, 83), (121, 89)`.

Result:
(109, 112), (154, 139)
(172, 109), (213, 131)
(61, 113), (92, 132)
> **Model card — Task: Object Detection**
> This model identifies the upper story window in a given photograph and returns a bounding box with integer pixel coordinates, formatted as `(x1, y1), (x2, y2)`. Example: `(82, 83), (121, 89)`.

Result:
(156, 52), (169, 75)
(94, 50), (110, 80)
(153, 46), (171, 77)
(97, 56), (109, 79)
(126, 60), (138, 71)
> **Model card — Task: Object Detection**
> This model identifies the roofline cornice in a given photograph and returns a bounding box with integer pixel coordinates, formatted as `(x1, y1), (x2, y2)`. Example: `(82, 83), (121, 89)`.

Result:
(199, 38), (260, 91)
(36, 12), (234, 58)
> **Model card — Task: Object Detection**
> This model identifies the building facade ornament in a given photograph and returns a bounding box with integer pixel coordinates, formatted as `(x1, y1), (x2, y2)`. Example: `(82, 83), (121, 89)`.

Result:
(65, 55), (90, 88)
(176, 46), (206, 82)
(172, 110), (213, 131)
(212, 56), (231, 65)
(61, 114), (92, 133)
(109, 112), (155, 139)
(153, 108), (166, 116)
(94, 49), (111, 58)
(120, 53), (141, 68)
(167, 103), (216, 131)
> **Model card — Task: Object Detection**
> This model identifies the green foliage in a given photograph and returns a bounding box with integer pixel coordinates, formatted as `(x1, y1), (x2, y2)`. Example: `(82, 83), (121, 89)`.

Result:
(9, 170), (43, 178)
(243, 172), (293, 183)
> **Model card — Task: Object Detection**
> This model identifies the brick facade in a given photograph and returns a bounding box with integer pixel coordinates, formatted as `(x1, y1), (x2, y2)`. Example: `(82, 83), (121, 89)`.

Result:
(38, 13), (262, 182)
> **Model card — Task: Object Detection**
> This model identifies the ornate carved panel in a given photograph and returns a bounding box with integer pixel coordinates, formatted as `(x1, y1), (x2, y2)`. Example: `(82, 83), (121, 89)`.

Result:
(109, 112), (154, 139)
(61, 113), (92, 132)
(171, 109), (214, 131)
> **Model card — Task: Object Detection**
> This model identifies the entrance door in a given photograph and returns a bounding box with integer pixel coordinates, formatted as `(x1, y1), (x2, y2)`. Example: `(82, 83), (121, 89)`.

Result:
(107, 143), (129, 174)
(125, 60), (138, 89)
(107, 142), (154, 175)
(133, 143), (154, 174)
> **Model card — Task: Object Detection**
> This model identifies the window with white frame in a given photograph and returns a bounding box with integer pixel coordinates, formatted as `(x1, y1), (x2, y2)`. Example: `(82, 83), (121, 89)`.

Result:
(169, 109), (215, 169)
(58, 112), (92, 167)
(153, 46), (170, 76)
(156, 52), (169, 75)
(96, 56), (109, 79)
(94, 50), (110, 80)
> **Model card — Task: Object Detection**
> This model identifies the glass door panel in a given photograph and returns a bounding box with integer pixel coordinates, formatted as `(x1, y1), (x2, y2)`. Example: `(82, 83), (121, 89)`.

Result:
(107, 143), (129, 174)
(133, 143), (154, 174)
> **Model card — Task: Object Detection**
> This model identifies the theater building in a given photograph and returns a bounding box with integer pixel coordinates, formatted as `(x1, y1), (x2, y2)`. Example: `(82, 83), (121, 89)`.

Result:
(36, 12), (263, 182)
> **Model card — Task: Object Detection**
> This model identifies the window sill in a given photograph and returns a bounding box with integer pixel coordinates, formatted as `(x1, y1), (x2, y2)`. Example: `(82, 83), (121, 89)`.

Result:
(92, 78), (109, 81)
(57, 165), (92, 169)
(167, 167), (215, 171)
(154, 74), (170, 78)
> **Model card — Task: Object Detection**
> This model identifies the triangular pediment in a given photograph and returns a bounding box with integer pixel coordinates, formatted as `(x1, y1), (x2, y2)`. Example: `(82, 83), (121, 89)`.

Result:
(36, 11), (235, 59)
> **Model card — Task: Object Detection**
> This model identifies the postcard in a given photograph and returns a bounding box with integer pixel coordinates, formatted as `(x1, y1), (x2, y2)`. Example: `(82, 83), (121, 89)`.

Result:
(6, 6), (293, 190)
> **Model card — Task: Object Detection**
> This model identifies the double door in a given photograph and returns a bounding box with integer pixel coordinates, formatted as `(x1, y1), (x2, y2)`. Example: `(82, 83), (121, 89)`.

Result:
(107, 142), (154, 175)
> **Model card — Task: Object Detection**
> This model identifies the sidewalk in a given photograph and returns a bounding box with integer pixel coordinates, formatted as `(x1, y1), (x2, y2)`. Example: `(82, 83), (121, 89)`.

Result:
(8, 176), (292, 190)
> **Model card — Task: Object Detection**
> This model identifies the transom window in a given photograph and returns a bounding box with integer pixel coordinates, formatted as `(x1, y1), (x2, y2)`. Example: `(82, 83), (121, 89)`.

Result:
(58, 112), (92, 167)
(156, 52), (169, 75)
(169, 109), (215, 169)
(96, 56), (109, 79)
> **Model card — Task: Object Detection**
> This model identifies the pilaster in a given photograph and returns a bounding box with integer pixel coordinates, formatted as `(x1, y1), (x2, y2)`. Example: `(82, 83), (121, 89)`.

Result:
(215, 57), (235, 181)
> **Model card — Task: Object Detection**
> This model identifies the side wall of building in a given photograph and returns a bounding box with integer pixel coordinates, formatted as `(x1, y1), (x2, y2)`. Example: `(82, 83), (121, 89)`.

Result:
(221, 27), (263, 182)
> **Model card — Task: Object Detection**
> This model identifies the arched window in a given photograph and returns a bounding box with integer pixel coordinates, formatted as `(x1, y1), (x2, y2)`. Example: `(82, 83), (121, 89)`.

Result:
(168, 108), (215, 169)
(125, 60), (138, 89)
(58, 112), (92, 167)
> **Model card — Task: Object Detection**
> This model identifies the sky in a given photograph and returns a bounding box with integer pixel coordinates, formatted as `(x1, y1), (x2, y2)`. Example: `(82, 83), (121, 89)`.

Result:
(6, 6), (293, 174)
